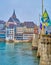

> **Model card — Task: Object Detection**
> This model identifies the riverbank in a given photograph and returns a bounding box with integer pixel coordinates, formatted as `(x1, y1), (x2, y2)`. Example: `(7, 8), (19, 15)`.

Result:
(0, 39), (6, 42)
(5, 39), (32, 43)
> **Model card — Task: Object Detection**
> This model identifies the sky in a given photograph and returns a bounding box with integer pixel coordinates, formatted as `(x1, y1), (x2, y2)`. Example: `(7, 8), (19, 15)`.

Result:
(0, 0), (51, 25)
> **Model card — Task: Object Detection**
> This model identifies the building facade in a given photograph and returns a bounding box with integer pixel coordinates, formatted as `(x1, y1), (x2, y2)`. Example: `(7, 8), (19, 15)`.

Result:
(23, 33), (33, 40)
(14, 23), (24, 40)
(6, 27), (15, 41)
(6, 10), (20, 41)
(0, 20), (6, 41)
(0, 10), (38, 42)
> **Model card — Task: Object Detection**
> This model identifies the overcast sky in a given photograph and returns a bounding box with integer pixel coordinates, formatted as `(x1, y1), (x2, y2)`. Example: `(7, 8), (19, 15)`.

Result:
(0, 0), (51, 25)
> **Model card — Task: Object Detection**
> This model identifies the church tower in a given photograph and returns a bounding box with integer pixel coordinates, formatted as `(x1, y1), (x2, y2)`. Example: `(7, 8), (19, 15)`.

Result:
(12, 10), (16, 18)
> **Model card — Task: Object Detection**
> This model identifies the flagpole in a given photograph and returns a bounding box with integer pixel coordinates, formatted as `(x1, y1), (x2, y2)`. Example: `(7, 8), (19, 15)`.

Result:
(39, 14), (40, 34)
(42, 0), (44, 15)
(42, 0), (45, 35)
(41, 0), (44, 35)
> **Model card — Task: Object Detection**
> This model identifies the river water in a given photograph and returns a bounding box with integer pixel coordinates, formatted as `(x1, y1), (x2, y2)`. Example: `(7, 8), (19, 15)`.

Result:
(0, 42), (39, 65)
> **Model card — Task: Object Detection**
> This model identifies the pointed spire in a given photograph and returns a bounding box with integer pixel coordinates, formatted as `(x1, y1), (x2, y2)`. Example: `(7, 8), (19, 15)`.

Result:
(12, 10), (16, 18)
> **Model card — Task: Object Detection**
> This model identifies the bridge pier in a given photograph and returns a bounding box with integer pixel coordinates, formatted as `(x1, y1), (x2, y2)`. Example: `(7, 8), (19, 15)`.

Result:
(37, 38), (42, 57)
(39, 35), (51, 65)
(32, 34), (38, 50)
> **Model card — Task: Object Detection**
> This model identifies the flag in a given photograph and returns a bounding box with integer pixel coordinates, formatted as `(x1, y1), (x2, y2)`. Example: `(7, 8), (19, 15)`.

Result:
(42, 22), (48, 26)
(40, 23), (42, 30)
(48, 20), (51, 26)
(41, 10), (50, 23)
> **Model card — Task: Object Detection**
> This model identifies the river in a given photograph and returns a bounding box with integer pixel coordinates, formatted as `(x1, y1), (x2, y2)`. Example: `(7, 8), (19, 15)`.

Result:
(0, 42), (40, 65)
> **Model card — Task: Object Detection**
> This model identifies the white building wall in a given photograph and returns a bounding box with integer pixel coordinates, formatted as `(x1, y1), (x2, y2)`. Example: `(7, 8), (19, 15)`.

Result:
(6, 28), (15, 41)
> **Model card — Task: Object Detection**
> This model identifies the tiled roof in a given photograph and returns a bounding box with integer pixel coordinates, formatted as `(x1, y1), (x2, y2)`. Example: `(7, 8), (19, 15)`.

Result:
(23, 21), (36, 28)
(8, 10), (20, 24)
(8, 17), (14, 22)
(0, 20), (5, 24)
(8, 17), (20, 23)
(16, 23), (24, 27)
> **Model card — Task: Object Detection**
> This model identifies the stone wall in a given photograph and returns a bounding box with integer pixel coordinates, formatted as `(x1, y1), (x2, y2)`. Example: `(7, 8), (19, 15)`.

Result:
(32, 34), (38, 50)
(39, 35), (51, 65)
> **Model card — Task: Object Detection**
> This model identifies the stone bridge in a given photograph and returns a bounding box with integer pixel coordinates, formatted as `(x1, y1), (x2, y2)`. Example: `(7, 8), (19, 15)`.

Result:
(32, 34), (51, 65)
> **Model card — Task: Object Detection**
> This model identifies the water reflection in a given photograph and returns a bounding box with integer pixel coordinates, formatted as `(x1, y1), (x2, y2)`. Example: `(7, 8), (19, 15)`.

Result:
(0, 42), (39, 65)
(0, 42), (6, 50)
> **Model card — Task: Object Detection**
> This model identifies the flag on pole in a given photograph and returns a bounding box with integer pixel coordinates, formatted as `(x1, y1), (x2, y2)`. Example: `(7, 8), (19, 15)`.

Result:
(41, 10), (50, 23)
(48, 20), (51, 26)
(42, 22), (48, 26)
(41, 9), (51, 27)
(40, 23), (42, 30)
